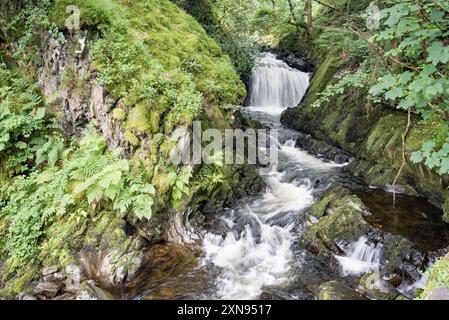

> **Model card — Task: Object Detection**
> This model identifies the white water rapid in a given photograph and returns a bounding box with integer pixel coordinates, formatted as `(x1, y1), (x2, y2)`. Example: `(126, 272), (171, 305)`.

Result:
(248, 53), (310, 114)
(201, 53), (340, 299)
(334, 236), (382, 276)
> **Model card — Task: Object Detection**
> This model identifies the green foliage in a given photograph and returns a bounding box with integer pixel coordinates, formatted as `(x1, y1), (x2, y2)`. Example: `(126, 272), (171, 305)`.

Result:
(410, 138), (449, 175)
(53, 0), (245, 137)
(5, 0), (61, 64)
(172, 0), (256, 81)
(420, 255), (449, 298)
(0, 131), (156, 269)
(311, 66), (368, 108)
(0, 65), (60, 176)
(368, 0), (449, 175)
(166, 166), (194, 202)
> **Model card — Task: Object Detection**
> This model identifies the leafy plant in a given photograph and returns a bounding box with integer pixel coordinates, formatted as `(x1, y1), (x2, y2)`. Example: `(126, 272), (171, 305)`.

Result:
(0, 131), (156, 267)
(0, 65), (60, 176)
(367, 0), (449, 174)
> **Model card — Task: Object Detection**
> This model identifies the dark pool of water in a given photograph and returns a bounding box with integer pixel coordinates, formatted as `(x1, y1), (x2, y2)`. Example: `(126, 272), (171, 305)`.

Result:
(357, 188), (449, 252)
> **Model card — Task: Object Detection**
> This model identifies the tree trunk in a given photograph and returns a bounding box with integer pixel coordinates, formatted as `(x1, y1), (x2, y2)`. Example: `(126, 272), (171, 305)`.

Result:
(307, 0), (313, 34)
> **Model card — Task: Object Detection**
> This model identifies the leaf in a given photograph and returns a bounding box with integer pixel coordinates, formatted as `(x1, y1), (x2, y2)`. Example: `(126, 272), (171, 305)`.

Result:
(422, 140), (436, 156)
(425, 154), (440, 169)
(427, 41), (449, 65)
(439, 158), (449, 175)
(410, 151), (423, 164)
(385, 87), (403, 100)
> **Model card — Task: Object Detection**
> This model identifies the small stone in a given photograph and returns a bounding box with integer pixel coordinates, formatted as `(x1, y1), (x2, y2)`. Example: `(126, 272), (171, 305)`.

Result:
(309, 215), (318, 224)
(34, 282), (60, 298)
(43, 274), (55, 282)
(42, 266), (58, 276)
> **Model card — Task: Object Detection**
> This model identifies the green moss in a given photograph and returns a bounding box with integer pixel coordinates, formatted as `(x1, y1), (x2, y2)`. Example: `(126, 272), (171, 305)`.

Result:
(112, 108), (126, 121)
(308, 193), (336, 219)
(420, 255), (449, 299)
(301, 188), (372, 256)
(124, 130), (140, 147)
(126, 104), (150, 133)
(0, 264), (39, 298)
(316, 281), (365, 300)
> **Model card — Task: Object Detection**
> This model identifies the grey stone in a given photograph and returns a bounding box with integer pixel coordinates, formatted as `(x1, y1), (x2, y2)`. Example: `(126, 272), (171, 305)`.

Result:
(65, 264), (83, 293)
(34, 282), (60, 298)
(42, 266), (58, 276)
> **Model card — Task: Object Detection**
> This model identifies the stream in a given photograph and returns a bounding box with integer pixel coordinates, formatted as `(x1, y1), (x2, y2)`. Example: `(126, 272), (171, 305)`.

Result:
(101, 53), (449, 300)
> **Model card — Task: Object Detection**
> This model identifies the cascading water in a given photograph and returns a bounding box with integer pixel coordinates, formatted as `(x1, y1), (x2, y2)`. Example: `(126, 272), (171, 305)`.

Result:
(334, 236), (382, 276)
(201, 53), (340, 299)
(248, 53), (309, 114)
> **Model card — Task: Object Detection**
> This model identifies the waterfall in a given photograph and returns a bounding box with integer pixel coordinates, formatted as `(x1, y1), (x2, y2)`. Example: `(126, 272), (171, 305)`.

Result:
(248, 53), (309, 111)
(334, 236), (382, 276)
(199, 53), (349, 299)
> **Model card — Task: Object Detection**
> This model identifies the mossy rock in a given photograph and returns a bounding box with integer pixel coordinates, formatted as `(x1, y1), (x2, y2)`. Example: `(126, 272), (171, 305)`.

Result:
(315, 281), (366, 300)
(357, 272), (399, 300)
(301, 187), (373, 258)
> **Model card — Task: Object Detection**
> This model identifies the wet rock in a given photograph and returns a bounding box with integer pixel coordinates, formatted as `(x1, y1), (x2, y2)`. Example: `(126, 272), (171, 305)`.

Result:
(34, 282), (60, 298)
(295, 133), (352, 164)
(98, 249), (144, 286)
(41, 266), (58, 277)
(301, 187), (376, 259)
(65, 264), (84, 293)
(164, 210), (202, 244)
(383, 273), (402, 287)
(400, 262), (422, 283)
(75, 281), (99, 300)
(424, 288), (449, 300)
(260, 291), (285, 300)
(316, 281), (366, 300)
(358, 272), (399, 300)
(43, 271), (65, 284)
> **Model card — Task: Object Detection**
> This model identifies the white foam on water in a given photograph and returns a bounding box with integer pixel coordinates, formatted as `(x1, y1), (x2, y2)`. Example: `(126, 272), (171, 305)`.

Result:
(202, 53), (316, 299)
(335, 236), (382, 276)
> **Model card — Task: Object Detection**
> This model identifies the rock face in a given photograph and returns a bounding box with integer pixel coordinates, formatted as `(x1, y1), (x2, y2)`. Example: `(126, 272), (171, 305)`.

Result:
(38, 31), (131, 153)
